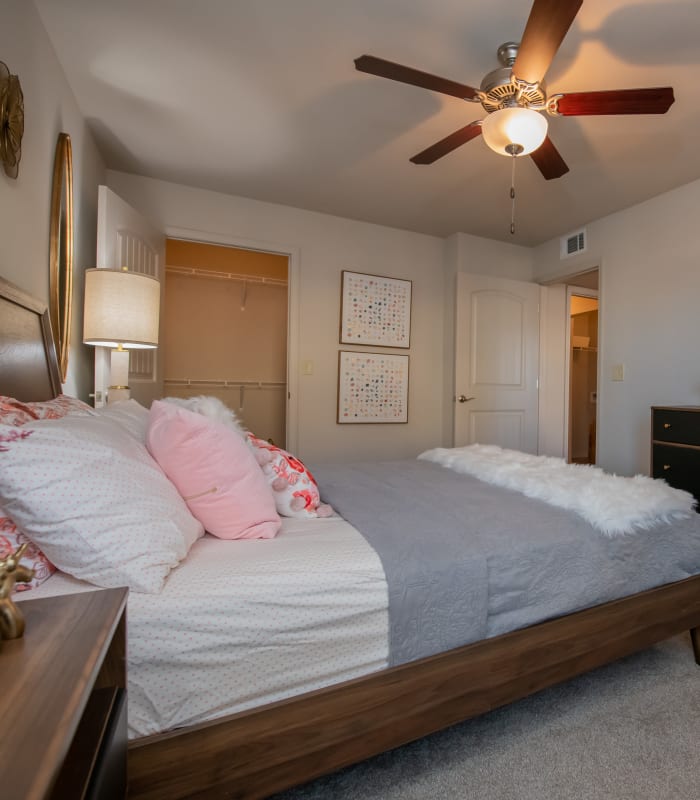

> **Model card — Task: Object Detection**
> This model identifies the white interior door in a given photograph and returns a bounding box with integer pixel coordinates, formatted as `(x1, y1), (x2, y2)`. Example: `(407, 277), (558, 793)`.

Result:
(454, 272), (540, 453)
(94, 186), (165, 407)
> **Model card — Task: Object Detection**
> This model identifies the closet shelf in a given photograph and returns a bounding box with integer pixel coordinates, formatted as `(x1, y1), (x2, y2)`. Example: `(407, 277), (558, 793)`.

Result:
(573, 346), (597, 352)
(166, 265), (287, 287)
(164, 378), (286, 389)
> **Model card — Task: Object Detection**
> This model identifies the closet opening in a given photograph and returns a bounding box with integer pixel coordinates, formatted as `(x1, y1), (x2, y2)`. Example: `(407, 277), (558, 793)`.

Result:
(567, 285), (598, 464)
(162, 238), (289, 447)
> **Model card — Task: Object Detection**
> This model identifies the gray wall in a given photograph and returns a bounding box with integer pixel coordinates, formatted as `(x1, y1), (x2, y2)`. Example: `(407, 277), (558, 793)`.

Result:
(0, 0), (105, 399)
(534, 179), (700, 476)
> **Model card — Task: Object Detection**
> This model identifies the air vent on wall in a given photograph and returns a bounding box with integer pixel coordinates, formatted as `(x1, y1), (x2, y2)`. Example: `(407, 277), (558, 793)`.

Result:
(560, 228), (587, 259)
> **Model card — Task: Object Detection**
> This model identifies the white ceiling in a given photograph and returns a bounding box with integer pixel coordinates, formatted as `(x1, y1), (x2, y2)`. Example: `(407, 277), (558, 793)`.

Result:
(35, 0), (700, 246)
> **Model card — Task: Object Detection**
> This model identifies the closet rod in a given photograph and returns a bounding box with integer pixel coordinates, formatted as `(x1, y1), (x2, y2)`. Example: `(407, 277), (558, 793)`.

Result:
(166, 265), (287, 287)
(164, 378), (286, 389)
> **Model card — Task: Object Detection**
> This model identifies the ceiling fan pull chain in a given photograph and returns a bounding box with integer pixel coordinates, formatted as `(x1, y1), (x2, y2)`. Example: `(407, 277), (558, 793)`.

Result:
(510, 153), (517, 235)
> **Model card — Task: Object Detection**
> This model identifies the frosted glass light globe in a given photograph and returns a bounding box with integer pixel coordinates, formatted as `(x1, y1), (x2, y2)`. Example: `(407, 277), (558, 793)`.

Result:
(481, 107), (548, 156)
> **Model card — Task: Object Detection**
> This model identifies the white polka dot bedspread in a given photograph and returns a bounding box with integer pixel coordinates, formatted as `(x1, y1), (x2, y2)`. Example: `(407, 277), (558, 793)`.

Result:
(21, 516), (389, 739)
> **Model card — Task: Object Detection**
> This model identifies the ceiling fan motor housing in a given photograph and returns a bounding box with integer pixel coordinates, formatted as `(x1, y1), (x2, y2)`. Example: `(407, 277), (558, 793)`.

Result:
(479, 42), (547, 114)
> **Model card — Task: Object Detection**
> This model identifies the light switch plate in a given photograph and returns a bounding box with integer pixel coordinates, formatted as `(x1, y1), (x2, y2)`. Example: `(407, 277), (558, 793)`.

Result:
(612, 364), (624, 381)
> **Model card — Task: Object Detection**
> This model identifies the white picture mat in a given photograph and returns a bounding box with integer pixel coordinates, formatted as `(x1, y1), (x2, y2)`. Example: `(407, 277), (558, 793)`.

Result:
(337, 351), (409, 424)
(340, 271), (411, 348)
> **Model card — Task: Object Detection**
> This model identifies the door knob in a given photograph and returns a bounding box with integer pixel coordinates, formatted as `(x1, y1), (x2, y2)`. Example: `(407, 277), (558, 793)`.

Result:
(457, 395), (475, 403)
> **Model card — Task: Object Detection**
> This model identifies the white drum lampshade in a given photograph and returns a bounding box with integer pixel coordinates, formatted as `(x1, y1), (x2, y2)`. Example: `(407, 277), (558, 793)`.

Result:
(84, 268), (160, 348)
(83, 268), (160, 403)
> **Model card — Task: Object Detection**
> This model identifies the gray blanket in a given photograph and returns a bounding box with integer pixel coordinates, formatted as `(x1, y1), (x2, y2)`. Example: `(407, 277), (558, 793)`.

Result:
(314, 460), (700, 667)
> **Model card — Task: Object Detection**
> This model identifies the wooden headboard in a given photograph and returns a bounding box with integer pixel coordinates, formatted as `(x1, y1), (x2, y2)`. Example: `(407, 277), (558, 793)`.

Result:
(0, 276), (62, 402)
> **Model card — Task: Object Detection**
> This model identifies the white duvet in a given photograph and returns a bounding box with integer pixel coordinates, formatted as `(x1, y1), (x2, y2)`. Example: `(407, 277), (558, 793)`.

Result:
(22, 516), (389, 738)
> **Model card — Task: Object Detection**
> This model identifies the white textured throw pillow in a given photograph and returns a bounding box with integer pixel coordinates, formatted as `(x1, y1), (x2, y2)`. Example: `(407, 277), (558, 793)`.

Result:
(0, 416), (204, 593)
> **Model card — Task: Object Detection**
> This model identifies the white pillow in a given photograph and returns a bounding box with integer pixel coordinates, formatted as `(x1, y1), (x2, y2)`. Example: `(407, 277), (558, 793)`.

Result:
(0, 416), (204, 593)
(92, 399), (150, 443)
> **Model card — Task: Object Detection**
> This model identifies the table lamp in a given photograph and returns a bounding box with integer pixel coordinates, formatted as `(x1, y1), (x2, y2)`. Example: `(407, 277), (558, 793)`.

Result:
(83, 267), (160, 403)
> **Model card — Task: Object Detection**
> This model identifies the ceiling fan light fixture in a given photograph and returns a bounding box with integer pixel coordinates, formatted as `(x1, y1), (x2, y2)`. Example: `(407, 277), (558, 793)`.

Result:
(481, 106), (548, 157)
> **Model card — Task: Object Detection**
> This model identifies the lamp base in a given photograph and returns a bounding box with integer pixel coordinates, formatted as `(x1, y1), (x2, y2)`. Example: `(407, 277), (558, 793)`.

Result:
(107, 387), (130, 404)
(108, 348), (131, 404)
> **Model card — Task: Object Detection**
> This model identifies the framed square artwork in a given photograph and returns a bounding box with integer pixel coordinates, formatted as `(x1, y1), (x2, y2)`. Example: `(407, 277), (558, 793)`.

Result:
(337, 351), (409, 424)
(340, 271), (412, 348)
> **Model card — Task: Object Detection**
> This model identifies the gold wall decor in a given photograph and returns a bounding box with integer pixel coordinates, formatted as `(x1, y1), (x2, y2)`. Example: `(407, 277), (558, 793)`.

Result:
(49, 133), (74, 381)
(0, 543), (34, 641)
(0, 60), (24, 179)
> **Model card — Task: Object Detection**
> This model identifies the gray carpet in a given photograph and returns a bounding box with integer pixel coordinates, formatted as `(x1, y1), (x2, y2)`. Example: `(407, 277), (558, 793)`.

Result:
(272, 635), (699, 800)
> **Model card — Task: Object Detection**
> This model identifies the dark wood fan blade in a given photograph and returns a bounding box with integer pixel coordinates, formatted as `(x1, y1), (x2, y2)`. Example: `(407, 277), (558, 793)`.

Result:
(554, 87), (675, 115)
(513, 0), (583, 85)
(410, 122), (483, 164)
(530, 136), (569, 180)
(354, 55), (480, 101)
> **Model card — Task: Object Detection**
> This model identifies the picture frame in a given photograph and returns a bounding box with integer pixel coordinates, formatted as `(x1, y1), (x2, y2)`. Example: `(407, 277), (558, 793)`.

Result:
(337, 350), (409, 424)
(340, 270), (412, 348)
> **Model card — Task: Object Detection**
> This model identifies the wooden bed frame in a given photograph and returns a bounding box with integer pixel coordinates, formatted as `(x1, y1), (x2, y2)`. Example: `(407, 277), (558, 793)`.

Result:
(2, 274), (699, 800)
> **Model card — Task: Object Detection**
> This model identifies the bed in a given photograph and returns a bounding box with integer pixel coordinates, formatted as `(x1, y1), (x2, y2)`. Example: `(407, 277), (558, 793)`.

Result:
(1, 274), (699, 800)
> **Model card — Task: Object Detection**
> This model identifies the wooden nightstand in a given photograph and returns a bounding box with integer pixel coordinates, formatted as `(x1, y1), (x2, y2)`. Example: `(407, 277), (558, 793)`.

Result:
(651, 406), (700, 507)
(0, 588), (128, 800)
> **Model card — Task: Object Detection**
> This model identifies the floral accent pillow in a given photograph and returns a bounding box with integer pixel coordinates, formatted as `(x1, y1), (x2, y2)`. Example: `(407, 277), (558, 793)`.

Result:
(23, 394), (94, 420)
(0, 394), (94, 424)
(0, 513), (56, 592)
(0, 394), (90, 591)
(247, 435), (333, 519)
(0, 397), (35, 427)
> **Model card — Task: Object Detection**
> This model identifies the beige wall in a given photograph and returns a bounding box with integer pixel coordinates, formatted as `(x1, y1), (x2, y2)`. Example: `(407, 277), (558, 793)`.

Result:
(166, 239), (288, 280)
(0, 0), (105, 400)
(164, 238), (288, 442)
(163, 271), (288, 445)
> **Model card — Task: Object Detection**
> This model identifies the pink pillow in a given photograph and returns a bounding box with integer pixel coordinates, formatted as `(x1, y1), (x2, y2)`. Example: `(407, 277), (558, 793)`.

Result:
(147, 401), (281, 540)
(247, 435), (333, 519)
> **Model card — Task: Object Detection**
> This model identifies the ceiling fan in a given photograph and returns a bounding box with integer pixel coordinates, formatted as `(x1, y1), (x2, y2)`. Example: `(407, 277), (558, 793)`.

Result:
(354, 0), (674, 181)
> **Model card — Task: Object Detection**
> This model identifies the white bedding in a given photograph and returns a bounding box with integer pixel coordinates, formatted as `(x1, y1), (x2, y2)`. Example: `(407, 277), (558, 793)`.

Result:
(21, 516), (389, 738)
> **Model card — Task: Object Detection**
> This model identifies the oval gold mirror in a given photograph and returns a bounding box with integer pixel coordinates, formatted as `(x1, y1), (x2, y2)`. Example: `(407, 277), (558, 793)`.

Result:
(49, 132), (73, 382)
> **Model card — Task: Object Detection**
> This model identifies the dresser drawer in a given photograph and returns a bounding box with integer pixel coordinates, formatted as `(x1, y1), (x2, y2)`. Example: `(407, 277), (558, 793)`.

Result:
(652, 409), (700, 446)
(652, 443), (700, 505)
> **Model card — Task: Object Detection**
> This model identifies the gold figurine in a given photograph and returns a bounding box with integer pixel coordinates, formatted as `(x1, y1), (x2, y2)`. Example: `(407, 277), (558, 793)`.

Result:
(0, 543), (34, 640)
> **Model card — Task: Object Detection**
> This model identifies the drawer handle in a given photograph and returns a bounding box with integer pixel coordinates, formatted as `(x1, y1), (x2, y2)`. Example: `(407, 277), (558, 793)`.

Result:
(663, 464), (671, 471)
(663, 423), (671, 429)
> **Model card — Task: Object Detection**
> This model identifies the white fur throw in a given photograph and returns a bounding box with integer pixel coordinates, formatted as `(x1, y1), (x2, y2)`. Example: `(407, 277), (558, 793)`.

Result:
(163, 396), (247, 439)
(418, 444), (696, 536)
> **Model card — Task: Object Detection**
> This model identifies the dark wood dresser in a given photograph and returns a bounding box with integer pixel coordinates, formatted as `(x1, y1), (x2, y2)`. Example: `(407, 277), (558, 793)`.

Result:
(651, 406), (700, 507)
(1, 588), (128, 800)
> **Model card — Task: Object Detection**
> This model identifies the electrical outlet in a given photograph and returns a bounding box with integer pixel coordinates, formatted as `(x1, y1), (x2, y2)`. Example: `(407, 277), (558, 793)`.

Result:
(612, 364), (625, 381)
